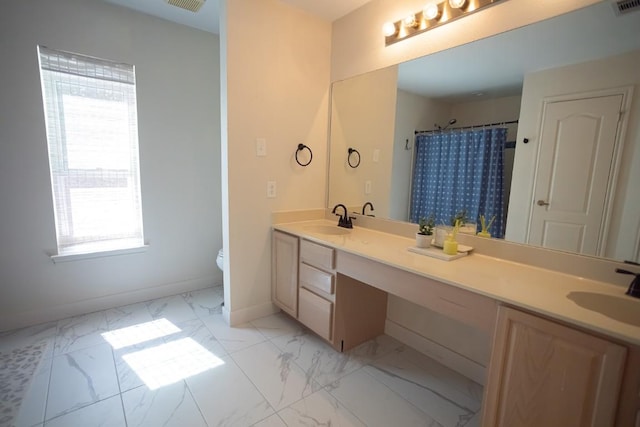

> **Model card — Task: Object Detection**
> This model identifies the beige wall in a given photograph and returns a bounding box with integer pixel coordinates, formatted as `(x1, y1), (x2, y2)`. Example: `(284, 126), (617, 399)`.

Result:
(222, 0), (332, 323)
(507, 50), (640, 262)
(331, 0), (600, 82)
(328, 66), (398, 218)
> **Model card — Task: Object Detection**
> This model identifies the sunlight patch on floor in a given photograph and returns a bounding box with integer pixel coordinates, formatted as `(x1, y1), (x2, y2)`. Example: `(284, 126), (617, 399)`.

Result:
(122, 337), (224, 390)
(101, 318), (180, 350)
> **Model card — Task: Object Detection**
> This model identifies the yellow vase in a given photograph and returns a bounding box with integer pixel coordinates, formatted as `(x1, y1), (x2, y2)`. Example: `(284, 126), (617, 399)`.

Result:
(443, 238), (458, 255)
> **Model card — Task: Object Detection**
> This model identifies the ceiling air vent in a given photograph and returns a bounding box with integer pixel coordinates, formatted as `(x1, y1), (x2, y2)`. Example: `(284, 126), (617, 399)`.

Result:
(166, 0), (205, 13)
(612, 0), (640, 16)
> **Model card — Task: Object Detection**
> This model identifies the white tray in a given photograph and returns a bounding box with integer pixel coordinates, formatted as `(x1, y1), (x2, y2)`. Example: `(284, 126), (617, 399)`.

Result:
(407, 246), (468, 261)
(431, 240), (473, 253)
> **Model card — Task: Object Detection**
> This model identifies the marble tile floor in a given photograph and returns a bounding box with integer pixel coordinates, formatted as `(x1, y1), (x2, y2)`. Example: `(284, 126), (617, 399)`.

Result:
(0, 286), (483, 427)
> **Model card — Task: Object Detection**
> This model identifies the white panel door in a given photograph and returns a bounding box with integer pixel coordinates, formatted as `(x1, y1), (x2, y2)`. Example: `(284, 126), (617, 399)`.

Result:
(528, 95), (623, 255)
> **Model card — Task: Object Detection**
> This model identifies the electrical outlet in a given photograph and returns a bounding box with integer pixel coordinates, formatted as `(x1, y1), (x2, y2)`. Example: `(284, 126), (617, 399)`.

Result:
(373, 149), (380, 162)
(365, 180), (372, 194)
(267, 181), (276, 198)
(256, 138), (267, 157)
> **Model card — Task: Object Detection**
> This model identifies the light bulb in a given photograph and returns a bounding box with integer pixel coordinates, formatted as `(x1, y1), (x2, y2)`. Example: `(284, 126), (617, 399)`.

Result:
(449, 0), (466, 9)
(382, 21), (397, 37)
(403, 14), (417, 28)
(423, 3), (440, 20)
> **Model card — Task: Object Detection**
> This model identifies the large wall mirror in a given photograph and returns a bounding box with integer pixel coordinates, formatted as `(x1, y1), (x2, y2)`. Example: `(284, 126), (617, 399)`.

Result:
(328, 1), (640, 262)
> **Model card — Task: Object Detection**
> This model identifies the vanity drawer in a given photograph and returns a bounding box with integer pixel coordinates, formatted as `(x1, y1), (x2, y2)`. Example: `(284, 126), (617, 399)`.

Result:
(300, 239), (335, 271)
(298, 288), (333, 341)
(300, 262), (335, 296)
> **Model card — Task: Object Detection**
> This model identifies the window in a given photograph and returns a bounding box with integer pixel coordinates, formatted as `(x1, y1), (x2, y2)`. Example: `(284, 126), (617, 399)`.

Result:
(38, 46), (144, 256)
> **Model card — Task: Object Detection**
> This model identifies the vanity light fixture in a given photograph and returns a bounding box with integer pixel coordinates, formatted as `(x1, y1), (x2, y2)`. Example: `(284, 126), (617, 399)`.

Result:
(449, 0), (467, 9)
(403, 14), (418, 28)
(382, 21), (398, 37)
(423, 3), (441, 20)
(384, 0), (507, 46)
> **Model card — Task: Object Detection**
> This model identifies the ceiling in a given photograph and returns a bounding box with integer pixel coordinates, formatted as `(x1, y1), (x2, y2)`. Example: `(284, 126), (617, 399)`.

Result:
(100, 0), (371, 34)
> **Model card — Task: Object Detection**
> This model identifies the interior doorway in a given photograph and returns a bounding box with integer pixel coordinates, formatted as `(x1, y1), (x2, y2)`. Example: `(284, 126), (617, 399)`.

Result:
(528, 92), (625, 256)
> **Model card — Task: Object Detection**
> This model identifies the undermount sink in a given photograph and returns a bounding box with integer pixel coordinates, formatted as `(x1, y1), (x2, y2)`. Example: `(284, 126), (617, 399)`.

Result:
(567, 291), (640, 327)
(303, 224), (351, 236)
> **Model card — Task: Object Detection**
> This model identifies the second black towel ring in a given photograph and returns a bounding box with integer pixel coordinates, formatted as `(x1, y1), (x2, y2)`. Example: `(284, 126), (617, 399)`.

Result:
(348, 148), (361, 168)
(295, 143), (313, 167)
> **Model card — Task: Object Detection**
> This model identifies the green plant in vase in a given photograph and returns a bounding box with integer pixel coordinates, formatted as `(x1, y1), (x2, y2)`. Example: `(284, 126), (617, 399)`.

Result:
(418, 216), (435, 236)
(416, 215), (435, 248)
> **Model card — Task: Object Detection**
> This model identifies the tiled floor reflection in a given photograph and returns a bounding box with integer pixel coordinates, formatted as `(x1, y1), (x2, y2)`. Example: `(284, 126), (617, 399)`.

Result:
(0, 286), (483, 426)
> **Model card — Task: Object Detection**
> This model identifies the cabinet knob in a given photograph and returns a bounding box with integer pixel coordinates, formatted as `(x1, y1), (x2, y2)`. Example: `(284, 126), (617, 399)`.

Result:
(537, 200), (550, 206)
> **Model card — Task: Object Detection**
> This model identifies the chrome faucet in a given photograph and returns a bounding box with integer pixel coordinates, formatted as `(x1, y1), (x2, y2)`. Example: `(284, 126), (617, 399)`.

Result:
(332, 204), (355, 229)
(616, 261), (640, 298)
(362, 202), (375, 217)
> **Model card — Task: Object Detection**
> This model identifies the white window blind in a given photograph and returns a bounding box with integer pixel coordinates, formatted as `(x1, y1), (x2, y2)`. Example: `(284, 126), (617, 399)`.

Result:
(38, 46), (144, 256)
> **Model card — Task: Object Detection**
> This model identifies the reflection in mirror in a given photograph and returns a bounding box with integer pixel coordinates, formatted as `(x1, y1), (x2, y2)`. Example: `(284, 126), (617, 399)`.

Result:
(327, 2), (640, 262)
(410, 126), (509, 239)
(328, 65), (398, 217)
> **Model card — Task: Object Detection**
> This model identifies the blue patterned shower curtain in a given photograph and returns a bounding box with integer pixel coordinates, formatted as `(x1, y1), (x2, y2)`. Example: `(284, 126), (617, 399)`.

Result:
(410, 127), (506, 238)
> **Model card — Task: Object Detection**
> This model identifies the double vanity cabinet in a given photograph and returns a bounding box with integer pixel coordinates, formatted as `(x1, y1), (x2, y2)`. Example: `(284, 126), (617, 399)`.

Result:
(271, 223), (640, 426)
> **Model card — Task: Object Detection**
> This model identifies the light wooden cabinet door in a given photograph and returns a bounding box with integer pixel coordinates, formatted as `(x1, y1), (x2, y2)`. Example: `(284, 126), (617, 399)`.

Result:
(271, 231), (299, 317)
(483, 306), (627, 427)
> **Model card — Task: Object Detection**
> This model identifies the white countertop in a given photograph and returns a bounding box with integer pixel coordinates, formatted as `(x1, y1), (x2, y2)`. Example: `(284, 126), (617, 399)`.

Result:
(274, 219), (640, 346)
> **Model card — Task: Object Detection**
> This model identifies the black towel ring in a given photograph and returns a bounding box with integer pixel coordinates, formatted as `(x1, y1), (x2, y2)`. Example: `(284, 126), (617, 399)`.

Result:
(295, 143), (313, 166)
(348, 148), (361, 168)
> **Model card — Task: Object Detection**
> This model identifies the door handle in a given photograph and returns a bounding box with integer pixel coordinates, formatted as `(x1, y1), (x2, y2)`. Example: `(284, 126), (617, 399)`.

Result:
(537, 200), (550, 206)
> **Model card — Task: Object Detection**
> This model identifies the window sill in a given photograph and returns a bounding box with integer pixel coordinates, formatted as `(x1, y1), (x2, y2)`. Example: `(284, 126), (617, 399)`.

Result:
(51, 245), (149, 264)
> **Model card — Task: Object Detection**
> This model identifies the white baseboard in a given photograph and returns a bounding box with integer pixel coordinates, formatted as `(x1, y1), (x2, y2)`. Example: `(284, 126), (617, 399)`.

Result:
(1, 276), (219, 332)
(221, 306), (231, 325)
(385, 319), (487, 385)
(228, 301), (280, 326)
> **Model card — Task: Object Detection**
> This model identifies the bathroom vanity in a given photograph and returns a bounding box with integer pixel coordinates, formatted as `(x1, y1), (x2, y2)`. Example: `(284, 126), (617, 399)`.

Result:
(271, 219), (640, 426)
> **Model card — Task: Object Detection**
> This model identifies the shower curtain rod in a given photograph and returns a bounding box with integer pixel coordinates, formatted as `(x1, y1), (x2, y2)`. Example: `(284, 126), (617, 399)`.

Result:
(415, 119), (518, 135)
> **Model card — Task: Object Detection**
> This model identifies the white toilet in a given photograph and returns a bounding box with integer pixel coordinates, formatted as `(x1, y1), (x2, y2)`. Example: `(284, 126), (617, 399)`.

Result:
(216, 248), (224, 271)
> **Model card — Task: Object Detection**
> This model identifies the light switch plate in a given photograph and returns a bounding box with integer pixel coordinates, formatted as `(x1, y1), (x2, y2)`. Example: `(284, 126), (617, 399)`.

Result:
(267, 181), (276, 198)
(256, 138), (267, 157)
(373, 149), (380, 162)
